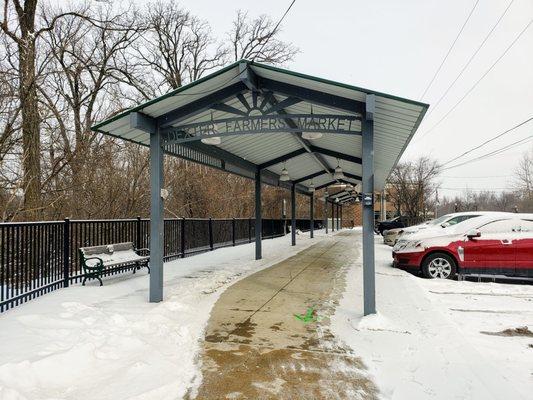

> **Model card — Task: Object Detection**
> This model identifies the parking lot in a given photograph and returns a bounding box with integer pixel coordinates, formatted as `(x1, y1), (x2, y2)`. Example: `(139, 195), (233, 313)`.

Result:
(333, 231), (533, 400)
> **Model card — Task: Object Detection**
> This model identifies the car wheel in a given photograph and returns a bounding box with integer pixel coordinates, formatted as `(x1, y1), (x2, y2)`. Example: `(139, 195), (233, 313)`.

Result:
(422, 253), (456, 279)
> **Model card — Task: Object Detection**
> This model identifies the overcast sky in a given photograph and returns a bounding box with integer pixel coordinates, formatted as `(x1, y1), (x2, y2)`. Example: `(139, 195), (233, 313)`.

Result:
(173, 0), (533, 198)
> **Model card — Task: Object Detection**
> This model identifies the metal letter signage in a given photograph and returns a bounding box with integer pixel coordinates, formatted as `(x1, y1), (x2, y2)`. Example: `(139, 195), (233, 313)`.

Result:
(162, 114), (362, 145)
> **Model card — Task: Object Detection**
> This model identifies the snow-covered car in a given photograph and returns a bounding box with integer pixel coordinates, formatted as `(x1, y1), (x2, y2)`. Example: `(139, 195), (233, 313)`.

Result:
(394, 211), (512, 249)
(392, 214), (533, 279)
(383, 228), (403, 246)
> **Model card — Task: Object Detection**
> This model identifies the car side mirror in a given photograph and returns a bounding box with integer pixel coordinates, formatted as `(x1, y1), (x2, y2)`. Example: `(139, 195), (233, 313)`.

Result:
(441, 222), (450, 228)
(466, 229), (481, 239)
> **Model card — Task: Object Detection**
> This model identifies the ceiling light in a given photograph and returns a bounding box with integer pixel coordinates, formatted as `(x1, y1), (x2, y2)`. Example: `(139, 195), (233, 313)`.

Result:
(201, 112), (221, 145)
(308, 181), (315, 193)
(335, 198), (339, 203)
(302, 131), (323, 140)
(333, 159), (344, 180)
(279, 164), (290, 182)
(200, 136), (221, 145)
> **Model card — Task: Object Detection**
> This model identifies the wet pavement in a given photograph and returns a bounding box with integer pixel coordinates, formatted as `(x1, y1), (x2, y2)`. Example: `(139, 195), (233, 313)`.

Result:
(188, 232), (378, 400)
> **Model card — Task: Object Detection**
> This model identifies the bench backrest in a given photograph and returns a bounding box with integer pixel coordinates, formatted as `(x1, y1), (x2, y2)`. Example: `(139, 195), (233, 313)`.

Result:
(79, 242), (135, 258)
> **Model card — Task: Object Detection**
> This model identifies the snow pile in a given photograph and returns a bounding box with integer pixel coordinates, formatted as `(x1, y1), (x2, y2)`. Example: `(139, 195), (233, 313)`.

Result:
(0, 231), (330, 400)
(332, 233), (533, 400)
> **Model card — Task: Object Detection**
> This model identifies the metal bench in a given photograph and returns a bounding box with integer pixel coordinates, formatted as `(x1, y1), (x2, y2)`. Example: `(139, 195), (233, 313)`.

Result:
(79, 242), (150, 286)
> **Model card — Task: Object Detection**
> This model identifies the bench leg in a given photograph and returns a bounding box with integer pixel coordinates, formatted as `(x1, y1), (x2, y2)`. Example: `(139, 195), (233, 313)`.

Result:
(97, 276), (103, 286)
(82, 276), (87, 286)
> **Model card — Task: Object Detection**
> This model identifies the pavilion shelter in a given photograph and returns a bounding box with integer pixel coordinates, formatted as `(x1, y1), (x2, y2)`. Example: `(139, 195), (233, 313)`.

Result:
(92, 60), (428, 315)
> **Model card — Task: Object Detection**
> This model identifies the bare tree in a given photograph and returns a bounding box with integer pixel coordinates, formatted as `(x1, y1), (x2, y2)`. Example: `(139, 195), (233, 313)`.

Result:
(1, 0), (44, 218)
(388, 157), (440, 218)
(229, 10), (298, 64)
(133, 1), (227, 94)
(515, 146), (533, 198)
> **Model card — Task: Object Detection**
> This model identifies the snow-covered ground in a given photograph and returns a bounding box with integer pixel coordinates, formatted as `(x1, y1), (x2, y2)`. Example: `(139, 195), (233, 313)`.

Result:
(332, 231), (533, 400)
(0, 231), (327, 400)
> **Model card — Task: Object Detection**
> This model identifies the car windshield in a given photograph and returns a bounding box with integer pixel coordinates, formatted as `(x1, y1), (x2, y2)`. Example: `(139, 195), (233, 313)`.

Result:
(428, 215), (451, 225)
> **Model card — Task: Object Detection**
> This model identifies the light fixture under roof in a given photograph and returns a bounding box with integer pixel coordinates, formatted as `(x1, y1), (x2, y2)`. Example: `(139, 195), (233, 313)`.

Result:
(301, 105), (323, 140)
(333, 159), (345, 180)
(279, 163), (290, 182)
(201, 112), (221, 145)
(308, 181), (315, 193)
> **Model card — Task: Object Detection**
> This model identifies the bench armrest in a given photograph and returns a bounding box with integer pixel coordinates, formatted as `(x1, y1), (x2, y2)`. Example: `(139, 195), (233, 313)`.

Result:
(82, 256), (104, 270)
(135, 248), (150, 256)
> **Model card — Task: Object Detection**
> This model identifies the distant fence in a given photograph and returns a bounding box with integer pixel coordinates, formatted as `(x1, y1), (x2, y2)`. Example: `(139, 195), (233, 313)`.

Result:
(0, 217), (321, 312)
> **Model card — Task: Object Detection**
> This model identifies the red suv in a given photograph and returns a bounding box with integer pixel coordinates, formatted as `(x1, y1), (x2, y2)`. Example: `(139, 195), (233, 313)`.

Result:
(392, 215), (533, 279)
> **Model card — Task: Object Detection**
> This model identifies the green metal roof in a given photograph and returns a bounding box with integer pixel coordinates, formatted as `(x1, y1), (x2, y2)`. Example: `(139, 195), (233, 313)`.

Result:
(92, 60), (429, 196)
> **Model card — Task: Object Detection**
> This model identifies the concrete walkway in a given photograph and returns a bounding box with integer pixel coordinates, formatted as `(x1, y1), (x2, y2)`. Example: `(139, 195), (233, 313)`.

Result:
(189, 231), (378, 400)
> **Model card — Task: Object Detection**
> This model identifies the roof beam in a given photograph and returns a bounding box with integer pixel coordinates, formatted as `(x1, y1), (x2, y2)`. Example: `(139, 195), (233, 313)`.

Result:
(211, 103), (248, 116)
(263, 97), (302, 115)
(293, 170), (329, 184)
(259, 77), (365, 115)
(180, 141), (309, 194)
(344, 172), (362, 181)
(315, 179), (353, 191)
(258, 148), (307, 170)
(158, 81), (247, 127)
(239, 61), (258, 91)
(130, 112), (156, 133)
(310, 145), (362, 165)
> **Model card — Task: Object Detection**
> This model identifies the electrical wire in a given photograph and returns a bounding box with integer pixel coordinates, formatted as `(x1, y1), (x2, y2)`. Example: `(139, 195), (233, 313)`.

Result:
(425, 0), (515, 118)
(419, 0), (480, 100)
(419, 18), (533, 139)
(252, 0), (297, 61)
(441, 175), (512, 179)
(440, 115), (533, 167)
(442, 134), (533, 171)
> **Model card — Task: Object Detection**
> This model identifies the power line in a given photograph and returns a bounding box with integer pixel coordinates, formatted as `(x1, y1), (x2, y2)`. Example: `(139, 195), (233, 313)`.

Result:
(425, 0), (515, 118)
(440, 187), (512, 191)
(419, 18), (533, 139)
(442, 134), (533, 171)
(419, 0), (480, 100)
(440, 115), (533, 167)
(441, 175), (512, 179)
(252, 0), (297, 61)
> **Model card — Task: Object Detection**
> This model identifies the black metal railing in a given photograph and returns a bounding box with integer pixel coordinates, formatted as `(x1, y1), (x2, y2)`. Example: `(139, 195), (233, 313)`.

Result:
(0, 217), (322, 312)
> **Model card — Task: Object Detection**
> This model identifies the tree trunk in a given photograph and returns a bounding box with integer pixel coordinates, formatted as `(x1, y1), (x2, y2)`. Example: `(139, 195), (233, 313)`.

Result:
(18, 14), (42, 220)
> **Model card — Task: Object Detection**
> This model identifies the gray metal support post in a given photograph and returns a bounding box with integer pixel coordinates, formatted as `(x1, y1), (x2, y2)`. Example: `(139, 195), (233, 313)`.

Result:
(291, 184), (296, 246)
(336, 204), (340, 230)
(340, 206), (343, 229)
(331, 203), (335, 232)
(255, 170), (262, 260)
(324, 197), (328, 234)
(362, 94), (376, 315)
(149, 126), (164, 303)
(310, 194), (314, 238)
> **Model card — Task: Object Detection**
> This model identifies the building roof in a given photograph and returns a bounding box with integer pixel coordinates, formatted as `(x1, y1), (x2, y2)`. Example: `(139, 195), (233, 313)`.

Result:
(92, 60), (428, 199)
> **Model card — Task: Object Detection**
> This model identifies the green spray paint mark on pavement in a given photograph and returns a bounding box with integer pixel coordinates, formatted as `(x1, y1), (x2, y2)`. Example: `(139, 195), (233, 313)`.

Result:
(294, 307), (318, 323)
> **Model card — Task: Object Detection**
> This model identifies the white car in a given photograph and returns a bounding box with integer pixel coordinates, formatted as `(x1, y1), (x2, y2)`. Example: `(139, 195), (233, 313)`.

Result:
(394, 211), (513, 248)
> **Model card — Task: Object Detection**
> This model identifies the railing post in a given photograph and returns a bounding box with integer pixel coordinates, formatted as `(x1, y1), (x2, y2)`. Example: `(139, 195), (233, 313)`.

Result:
(248, 218), (252, 243)
(63, 218), (70, 288)
(232, 218), (236, 246)
(181, 217), (186, 258)
(208, 218), (214, 250)
(136, 216), (141, 249)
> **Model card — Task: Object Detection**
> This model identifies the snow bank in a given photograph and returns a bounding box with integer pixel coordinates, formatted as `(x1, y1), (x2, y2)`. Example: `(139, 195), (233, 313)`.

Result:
(332, 233), (533, 400)
(0, 231), (332, 400)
